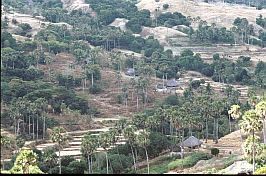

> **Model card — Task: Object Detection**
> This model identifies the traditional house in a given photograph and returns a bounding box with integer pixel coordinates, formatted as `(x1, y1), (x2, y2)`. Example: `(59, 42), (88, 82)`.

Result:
(125, 68), (138, 76)
(166, 79), (178, 87)
(179, 136), (203, 149)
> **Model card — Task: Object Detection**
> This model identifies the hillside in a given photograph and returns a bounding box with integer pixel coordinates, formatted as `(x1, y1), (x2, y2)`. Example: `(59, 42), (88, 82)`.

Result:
(136, 0), (266, 33)
(1, 0), (266, 174)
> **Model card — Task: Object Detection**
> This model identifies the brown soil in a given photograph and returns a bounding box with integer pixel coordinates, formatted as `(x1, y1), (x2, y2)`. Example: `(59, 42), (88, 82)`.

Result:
(136, 0), (266, 34)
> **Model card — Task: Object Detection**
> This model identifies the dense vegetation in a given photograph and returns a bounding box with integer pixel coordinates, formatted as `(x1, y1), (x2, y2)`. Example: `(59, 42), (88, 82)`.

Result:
(1, 0), (266, 174)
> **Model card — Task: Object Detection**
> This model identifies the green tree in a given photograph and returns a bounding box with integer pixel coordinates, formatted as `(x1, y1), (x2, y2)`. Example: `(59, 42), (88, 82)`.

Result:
(122, 125), (137, 171)
(239, 110), (263, 172)
(50, 127), (68, 174)
(81, 132), (97, 174)
(99, 132), (111, 174)
(136, 130), (150, 174)
(0, 135), (12, 170)
(42, 147), (58, 172)
(255, 101), (266, 144)
(9, 148), (43, 174)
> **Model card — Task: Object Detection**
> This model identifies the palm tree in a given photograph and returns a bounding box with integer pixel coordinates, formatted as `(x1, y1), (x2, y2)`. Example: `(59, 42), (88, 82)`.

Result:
(122, 125), (137, 171)
(255, 100), (266, 144)
(109, 128), (123, 167)
(228, 104), (242, 133)
(211, 100), (224, 144)
(114, 119), (127, 135)
(136, 130), (150, 174)
(34, 98), (48, 141)
(50, 127), (68, 174)
(81, 132), (97, 174)
(239, 110), (263, 172)
(43, 147), (58, 172)
(99, 132), (111, 174)
(197, 96), (212, 143)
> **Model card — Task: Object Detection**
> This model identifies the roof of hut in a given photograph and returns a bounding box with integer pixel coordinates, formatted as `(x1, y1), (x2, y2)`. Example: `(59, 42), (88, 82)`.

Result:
(166, 79), (178, 87)
(179, 136), (203, 148)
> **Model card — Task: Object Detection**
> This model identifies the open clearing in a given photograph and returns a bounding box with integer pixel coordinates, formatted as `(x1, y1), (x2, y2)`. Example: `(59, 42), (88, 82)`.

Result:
(136, 0), (266, 34)
(61, 0), (96, 16)
(165, 44), (266, 65)
(2, 11), (72, 39)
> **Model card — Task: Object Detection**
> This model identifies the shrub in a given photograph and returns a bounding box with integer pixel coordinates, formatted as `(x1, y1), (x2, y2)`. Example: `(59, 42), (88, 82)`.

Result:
(257, 5), (263, 10)
(12, 19), (18, 24)
(164, 95), (179, 106)
(68, 160), (87, 174)
(168, 152), (212, 170)
(116, 94), (123, 104)
(210, 148), (219, 156)
(61, 156), (75, 167)
(89, 84), (102, 94)
(255, 166), (266, 174)
(163, 4), (169, 9)
(107, 154), (133, 174)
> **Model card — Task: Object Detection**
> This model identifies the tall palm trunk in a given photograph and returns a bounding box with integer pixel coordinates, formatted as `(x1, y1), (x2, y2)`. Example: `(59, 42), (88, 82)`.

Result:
(229, 114), (232, 133)
(189, 125), (192, 136)
(87, 155), (90, 174)
(263, 119), (266, 144)
(144, 147), (149, 174)
(130, 144), (136, 171)
(134, 147), (138, 169)
(33, 116), (35, 140)
(105, 151), (108, 174)
(213, 118), (215, 142)
(136, 95), (139, 111)
(43, 116), (45, 139)
(252, 130), (255, 173)
(37, 116), (39, 141)
(205, 118), (209, 143)
(215, 118), (219, 144)
(91, 154), (93, 173)
(59, 147), (61, 174)
(28, 115), (31, 136)
(91, 73), (94, 87)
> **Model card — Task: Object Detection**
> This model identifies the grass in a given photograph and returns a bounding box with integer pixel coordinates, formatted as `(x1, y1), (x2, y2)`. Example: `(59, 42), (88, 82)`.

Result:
(136, 152), (212, 174)
(136, 156), (176, 174)
(167, 152), (212, 170)
(223, 154), (239, 168)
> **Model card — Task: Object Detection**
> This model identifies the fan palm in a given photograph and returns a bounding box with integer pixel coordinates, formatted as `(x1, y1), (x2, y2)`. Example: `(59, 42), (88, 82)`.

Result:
(136, 130), (150, 174)
(50, 127), (68, 174)
(81, 132), (97, 174)
(239, 110), (263, 172)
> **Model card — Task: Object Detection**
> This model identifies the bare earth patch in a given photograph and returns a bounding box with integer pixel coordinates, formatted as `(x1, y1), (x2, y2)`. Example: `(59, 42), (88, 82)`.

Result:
(61, 0), (96, 16)
(2, 11), (72, 38)
(140, 26), (188, 45)
(136, 0), (266, 34)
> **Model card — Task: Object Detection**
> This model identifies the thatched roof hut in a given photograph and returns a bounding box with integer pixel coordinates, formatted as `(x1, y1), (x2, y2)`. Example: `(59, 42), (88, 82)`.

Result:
(179, 136), (203, 148)
(125, 68), (138, 76)
(166, 79), (178, 87)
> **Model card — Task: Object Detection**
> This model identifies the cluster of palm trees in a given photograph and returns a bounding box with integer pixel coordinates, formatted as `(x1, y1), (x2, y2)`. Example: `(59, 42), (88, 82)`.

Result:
(132, 93), (229, 146)
(7, 97), (48, 141)
(78, 118), (151, 174)
(69, 43), (104, 92)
